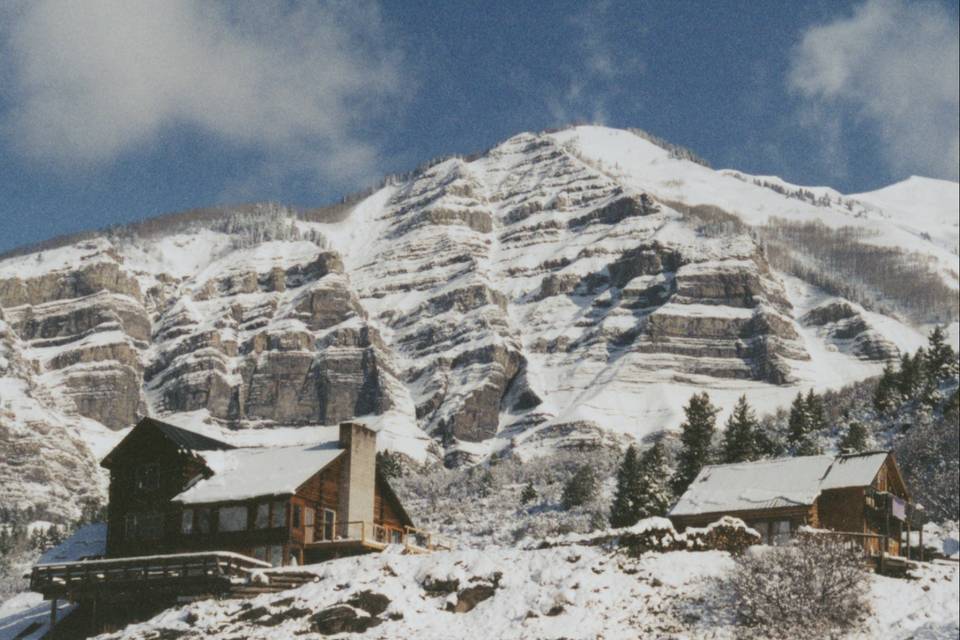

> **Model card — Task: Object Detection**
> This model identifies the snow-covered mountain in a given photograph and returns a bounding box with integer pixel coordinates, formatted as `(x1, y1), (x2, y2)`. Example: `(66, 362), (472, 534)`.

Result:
(1, 125), (957, 520)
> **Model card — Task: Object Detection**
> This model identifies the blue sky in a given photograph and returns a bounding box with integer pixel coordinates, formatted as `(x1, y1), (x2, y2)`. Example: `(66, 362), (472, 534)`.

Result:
(1, 0), (958, 254)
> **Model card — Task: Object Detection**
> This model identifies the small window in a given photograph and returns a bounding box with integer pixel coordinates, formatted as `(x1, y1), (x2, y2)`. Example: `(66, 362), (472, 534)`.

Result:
(255, 503), (270, 529)
(322, 509), (336, 541)
(772, 520), (791, 545)
(268, 545), (284, 567)
(218, 506), (248, 532)
(751, 521), (770, 544)
(270, 501), (286, 528)
(181, 509), (194, 535)
(292, 505), (302, 528)
(139, 512), (163, 540)
(196, 508), (212, 534)
(390, 529), (403, 544)
(252, 546), (267, 562)
(136, 464), (160, 491)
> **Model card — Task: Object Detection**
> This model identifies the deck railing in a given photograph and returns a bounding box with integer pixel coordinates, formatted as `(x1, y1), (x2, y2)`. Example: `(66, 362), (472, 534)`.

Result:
(313, 521), (451, 552)
(30, 551), (271, 595)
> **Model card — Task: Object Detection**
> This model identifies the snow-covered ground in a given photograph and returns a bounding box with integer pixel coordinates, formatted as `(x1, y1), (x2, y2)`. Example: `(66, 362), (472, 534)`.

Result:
(0, 544), (938, 640)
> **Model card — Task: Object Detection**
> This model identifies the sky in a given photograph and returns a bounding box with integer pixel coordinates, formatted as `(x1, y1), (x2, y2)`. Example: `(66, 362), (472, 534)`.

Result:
(0, 0), (958, 254)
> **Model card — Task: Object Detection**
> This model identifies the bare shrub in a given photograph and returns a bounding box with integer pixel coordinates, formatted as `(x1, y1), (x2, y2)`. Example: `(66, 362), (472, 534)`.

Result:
(731, 533), (870, 636)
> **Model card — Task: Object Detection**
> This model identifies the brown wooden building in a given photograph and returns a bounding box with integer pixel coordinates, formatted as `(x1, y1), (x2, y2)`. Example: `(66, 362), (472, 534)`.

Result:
(669, 451), (913, 557)
(100, 418), (415, 566)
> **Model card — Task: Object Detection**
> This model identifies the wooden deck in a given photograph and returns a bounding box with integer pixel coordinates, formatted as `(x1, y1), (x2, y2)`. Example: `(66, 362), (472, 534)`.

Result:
(30, 551), (271, 601)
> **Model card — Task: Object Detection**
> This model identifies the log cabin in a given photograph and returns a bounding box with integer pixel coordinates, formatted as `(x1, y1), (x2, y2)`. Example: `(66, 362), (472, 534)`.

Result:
(669, 450), (914, 558)
(99, 417), (416, 566)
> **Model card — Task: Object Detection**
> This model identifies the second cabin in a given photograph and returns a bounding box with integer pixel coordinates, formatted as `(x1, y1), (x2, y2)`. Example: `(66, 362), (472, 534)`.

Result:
(100, 418), (425, 566)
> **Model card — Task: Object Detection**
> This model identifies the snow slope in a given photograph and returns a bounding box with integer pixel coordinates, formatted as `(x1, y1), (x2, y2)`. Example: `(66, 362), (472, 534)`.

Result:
(76, 545), (959, 640)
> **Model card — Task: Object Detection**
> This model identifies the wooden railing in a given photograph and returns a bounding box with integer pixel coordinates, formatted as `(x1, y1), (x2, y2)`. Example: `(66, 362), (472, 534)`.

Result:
(30, 551), (270, 595)
(312, 521), (451, 552)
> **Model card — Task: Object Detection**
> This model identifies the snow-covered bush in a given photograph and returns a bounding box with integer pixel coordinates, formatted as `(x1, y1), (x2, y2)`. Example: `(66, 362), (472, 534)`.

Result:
(730, 533), (870, 636)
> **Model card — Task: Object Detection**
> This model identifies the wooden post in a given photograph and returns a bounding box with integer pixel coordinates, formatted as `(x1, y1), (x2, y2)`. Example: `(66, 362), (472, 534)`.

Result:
(919, 522), (924, 563)
(50, 597), (58, 629)
(880, 536), (886, 574)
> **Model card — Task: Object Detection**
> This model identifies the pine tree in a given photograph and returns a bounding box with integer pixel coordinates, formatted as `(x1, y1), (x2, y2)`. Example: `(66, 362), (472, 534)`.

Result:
(721, 395), (760, 463)
(671, 392), (719, 495)
(610, 445), (642, 527)
(562, 466), (598, 509)
(376, 451), (403, 480)
(787, 391), (809, 446)
(805, 389), (827, 433)
(898, 349), (925, 399)
(873, 363), (899, 413)
(520, 482), (538, 505)
(839, 421), (868, 452)
(925, 326), (958, 385)
(634, 442), (671, 519)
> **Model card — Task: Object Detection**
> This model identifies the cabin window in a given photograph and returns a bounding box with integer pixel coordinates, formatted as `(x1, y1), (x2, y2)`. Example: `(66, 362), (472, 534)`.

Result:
(752, 521), (770, 544)
(252, 546), (266, 562)
(255, 502), (270, 529)
(196, 508), (212, 534)
(772, 520), (791, 545)
(292, 505), (302, 528)
(136, 464), (160, 491)
(218, 506), (249, 532)
(390, 529), (403, 544)
(268, 545), (284, 567)
(125, 511), (163, 540)
(270, 501), (286, 528)
(181, 509), (194, 535)
(322, 509), (336, 540)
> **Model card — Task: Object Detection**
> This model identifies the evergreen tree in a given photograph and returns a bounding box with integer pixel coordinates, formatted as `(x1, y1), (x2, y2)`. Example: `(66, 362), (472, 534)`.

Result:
(839, 421), (868, 452)
(562, 466), (598, 509)
(721, 395), (761, 463)
(376, 451), (404, 480)
(670, 392), (719, 495)
(787, 391), (809, 446)
(805, 389), (827, 434)
(897, 349), (925, 399)
(520, 482), (538, 505)
(634, 442), (671, 519)
(925, 326), (958, 385)
(609, 445), (642, 527)
(873, 364), (899, 414)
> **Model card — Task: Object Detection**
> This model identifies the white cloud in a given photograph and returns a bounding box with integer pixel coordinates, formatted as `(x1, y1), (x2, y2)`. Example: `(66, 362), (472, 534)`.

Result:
(788, 0), (960, 181)
(544, 2), (644, 126)
(0, 0), (406, 186)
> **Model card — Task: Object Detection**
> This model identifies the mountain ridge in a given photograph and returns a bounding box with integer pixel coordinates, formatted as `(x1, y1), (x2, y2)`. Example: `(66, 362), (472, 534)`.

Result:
(1, 125), (957, 522)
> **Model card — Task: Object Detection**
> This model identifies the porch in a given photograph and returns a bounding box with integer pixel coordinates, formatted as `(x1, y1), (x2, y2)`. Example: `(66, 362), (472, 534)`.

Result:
(303, 521), (452, 556)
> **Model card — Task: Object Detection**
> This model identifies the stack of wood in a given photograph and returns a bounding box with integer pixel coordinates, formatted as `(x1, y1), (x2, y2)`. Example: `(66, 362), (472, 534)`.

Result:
(684, 516), (761, 555)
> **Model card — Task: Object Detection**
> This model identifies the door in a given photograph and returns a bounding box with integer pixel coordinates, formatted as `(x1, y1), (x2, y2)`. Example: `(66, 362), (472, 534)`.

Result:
(304, 506), (316, 544)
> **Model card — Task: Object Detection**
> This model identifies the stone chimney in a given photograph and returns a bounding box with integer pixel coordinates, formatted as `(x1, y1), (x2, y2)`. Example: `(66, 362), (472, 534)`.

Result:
(337, 422), (377, 536)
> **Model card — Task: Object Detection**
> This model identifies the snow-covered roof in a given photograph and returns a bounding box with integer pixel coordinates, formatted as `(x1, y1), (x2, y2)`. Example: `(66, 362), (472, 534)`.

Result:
(173, 443), (344, 505)
(670, 451), (890, 517)
(38, 523), (106, 564)
(819, 451), (890, 490)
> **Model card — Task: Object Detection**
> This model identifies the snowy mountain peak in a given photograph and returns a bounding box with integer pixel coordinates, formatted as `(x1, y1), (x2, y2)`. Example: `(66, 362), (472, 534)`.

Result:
(1, 125), (957, 520)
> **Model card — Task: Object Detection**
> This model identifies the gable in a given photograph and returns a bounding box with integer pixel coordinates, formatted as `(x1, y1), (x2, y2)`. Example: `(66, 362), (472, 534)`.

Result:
(101, 418), (233, 469)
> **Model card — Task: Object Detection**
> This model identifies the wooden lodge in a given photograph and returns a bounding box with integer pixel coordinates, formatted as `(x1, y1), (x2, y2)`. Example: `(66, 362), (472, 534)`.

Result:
(97, 418), (427, 566)
(669, 450), (918, 562)
(28, 418), (443, 636)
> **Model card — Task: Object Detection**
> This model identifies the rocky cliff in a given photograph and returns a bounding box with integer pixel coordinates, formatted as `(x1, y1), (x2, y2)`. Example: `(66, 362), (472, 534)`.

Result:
(0, 125), (955, 520)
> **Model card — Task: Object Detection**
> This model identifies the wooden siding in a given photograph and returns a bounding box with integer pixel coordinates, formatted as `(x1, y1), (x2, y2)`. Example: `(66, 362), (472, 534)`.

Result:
(104, 426), (210, 558)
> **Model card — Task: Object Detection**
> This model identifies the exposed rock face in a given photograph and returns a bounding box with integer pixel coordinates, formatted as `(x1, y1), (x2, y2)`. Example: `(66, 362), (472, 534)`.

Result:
(146, 249), (404, 427)
(0, 246), (149, 430)
(801, 301), (900, 361)
(0, 125), (937, 486)
(0, 311), (104, 522)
